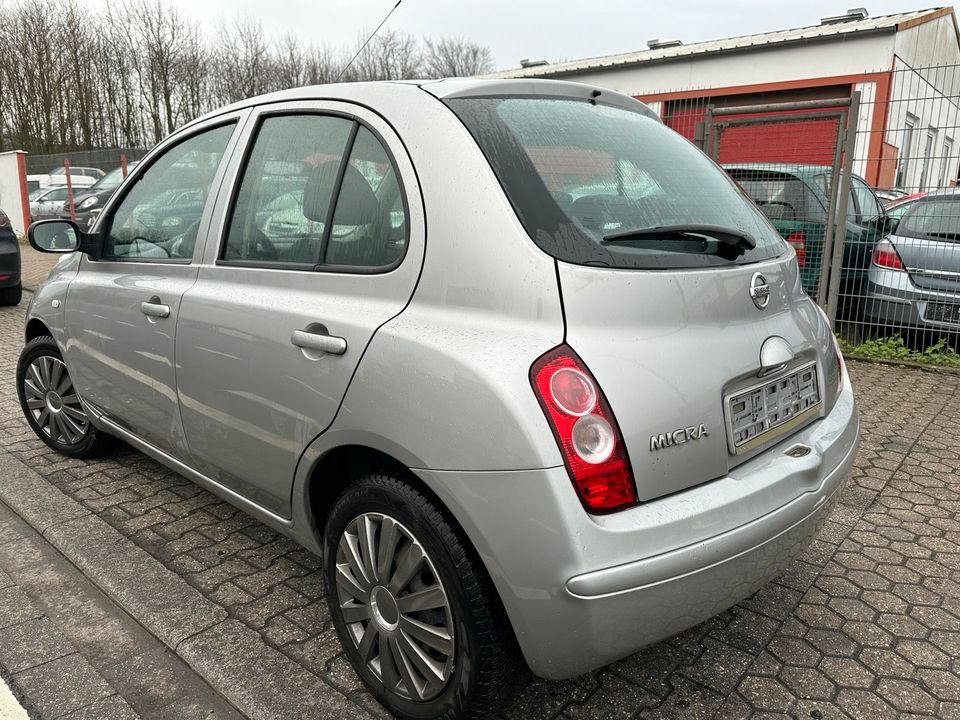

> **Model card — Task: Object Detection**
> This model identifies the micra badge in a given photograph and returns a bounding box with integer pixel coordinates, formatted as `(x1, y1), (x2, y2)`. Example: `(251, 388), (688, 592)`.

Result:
(650, 424), (709, 451)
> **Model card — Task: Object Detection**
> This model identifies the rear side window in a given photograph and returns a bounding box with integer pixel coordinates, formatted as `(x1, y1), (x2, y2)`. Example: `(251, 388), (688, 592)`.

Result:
(447, 97), (786, 269)
(726, 171), (826, 223)
(222, 115), (407, 270)
(851, 177), (883, 222)
(325, 126), (407, 267)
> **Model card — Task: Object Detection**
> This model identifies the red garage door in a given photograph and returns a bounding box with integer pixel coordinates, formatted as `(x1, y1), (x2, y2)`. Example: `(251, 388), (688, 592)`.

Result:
(662, 101), (844, 166)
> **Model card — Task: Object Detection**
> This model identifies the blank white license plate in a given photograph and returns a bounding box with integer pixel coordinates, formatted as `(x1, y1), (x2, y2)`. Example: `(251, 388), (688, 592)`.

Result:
(726, 362), (821, 454)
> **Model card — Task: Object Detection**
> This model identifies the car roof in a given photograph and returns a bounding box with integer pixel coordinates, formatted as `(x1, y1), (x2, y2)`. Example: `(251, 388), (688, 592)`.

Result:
(183, 78), (659, 131)
(911, 188), (960, 201)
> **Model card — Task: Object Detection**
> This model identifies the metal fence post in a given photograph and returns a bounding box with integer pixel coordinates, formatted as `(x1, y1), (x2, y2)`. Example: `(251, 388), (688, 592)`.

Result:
(824, 91), (860, 326)
(64, 158), (75, 222)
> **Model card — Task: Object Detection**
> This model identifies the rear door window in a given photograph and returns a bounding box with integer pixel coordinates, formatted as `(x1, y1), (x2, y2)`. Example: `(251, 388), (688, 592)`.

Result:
(447, 96), (786, 269)
(222, 116), (407, 270)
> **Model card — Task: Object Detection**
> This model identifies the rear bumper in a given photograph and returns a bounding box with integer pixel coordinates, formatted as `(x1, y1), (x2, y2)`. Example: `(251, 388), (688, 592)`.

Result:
(0, 238), (21, 287)
(415, 374), (859, 679)
(864, 271), (960, 333)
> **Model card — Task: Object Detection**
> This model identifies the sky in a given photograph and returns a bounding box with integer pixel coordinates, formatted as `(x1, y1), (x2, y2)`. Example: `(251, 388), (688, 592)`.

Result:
(91, 0), (952, 70)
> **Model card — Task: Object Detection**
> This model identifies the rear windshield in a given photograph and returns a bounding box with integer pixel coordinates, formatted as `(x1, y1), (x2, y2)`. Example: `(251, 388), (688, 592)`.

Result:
(447, 96), (786, 269)
(726, 170), (826, 223)
(93, 165), (135, 191)
(898, 199), (960, 241)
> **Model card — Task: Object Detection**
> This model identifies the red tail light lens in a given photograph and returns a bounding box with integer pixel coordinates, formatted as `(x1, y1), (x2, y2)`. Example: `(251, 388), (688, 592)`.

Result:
(786, 231), (806, 267)
(531, 345), (637, 513)
(0, 211), (9, 228)
(872, 240), (904, 271)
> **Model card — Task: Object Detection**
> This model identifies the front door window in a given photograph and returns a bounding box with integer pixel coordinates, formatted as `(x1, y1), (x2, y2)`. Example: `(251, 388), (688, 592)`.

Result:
(104, 123), (236, 261)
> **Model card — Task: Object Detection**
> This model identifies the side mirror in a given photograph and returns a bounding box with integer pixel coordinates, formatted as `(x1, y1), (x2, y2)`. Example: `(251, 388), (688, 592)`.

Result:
(29, 219), (82, 253)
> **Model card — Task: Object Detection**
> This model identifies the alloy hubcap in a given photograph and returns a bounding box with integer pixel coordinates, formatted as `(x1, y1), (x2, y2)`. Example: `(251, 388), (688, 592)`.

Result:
(335, 513), (454, 702)
(22, 356), (90, 445)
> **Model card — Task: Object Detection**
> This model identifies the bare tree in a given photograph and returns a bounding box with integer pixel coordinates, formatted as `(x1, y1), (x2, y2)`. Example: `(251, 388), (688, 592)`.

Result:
(422, 36), (494, 78)
(0, 0), (495, 155)
(211, 15), (274, 104)
(347, 28), (422, 81)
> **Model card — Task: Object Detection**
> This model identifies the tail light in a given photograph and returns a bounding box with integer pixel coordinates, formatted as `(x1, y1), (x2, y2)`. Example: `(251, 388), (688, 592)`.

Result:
(785, 231), (806, 267)
(0, 211), (9, 228)
(872, 239), (904, 271)
(530, 345), (637, 513)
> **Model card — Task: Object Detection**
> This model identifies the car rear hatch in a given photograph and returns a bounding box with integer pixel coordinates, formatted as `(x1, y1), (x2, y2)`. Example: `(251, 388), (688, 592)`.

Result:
(444, 87), (839, 502)
(889, 198), (960, 294)
(559, 257), (827, 500)
(893, 236), (960, 292)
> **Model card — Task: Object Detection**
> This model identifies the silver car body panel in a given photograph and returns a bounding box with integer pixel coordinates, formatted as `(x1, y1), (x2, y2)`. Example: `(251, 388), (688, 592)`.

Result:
(176, 100), (427, 517)
(23, 78), (859, 681)
(558, 254), (835, 501)
(413, 375), (857, 678)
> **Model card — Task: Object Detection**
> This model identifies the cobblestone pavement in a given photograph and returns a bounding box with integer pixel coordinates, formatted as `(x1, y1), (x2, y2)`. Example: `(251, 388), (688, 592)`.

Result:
(1, 298), (959, 719)
(18, 245), (58, 290)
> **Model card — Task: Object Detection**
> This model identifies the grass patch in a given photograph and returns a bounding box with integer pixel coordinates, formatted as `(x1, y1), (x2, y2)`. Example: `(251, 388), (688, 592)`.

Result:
(839, 334), (960, 369)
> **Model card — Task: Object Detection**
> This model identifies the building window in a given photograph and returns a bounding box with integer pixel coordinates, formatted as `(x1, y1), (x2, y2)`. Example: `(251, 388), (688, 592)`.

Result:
(943, 137), (955, 188)
(919, 127), (938, 192)
(895, 113), (918, 190)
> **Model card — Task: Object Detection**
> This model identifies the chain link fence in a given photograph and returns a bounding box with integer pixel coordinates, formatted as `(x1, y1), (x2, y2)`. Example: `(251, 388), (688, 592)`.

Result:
(664, 63), (960, 351)
(25, 148), (148, 177)
(839, 63), (960, 349)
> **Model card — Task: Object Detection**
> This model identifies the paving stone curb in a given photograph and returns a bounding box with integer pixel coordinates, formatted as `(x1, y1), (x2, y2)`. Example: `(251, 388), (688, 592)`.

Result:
(841, 352), (960, 376)
(0, 450), (369, 720)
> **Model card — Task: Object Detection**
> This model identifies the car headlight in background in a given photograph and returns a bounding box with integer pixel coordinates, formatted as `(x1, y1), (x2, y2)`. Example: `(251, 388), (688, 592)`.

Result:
(79, 196), (99, 210)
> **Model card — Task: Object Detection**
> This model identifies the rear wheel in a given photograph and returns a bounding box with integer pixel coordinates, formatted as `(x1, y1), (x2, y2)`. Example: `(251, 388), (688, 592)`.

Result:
(324, 472), (526, 719)
(16, 336), (113, 458)
(0, 283), (22, 306)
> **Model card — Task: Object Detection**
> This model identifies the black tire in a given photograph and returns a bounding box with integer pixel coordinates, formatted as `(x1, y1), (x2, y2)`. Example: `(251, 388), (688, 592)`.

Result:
(16, 335), (114, 458)
(324, 472), (527, 720)
(0, 283), (22, 306)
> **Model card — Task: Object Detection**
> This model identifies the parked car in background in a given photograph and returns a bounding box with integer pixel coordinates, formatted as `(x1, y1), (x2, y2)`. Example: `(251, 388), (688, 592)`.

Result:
(29, 186), (70, 221)
(725, 164), (890, 299)
(21, 79), (858, 720)
(873, 187), (907, 204)
(0, 208), (21, 305)
(66, 162), (140, 229)
(864, 189), (960, 340)
(27, 165), (103, 191)
(884, 191), (926, 216)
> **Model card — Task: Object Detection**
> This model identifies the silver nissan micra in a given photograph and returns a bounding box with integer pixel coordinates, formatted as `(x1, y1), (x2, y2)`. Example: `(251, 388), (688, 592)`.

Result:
(21, 78), (859, 719)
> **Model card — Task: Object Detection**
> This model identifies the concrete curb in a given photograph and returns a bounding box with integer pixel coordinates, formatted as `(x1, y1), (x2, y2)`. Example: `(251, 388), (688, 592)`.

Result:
(844, 353), (960, 375)
(0, 451), (369, 720)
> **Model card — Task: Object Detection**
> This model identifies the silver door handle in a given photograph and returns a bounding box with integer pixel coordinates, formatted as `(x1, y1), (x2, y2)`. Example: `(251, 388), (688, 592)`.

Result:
(291, 329), (347, 355)
(140, 301), (170, 319)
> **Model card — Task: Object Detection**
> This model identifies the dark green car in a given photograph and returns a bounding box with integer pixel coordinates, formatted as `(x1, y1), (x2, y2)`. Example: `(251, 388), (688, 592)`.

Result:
(725, 164), (889, 299)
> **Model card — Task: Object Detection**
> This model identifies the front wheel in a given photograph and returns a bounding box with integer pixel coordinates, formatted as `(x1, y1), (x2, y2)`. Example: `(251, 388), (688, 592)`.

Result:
(16, 335), (113, 458)
(324, 473), (526, 719)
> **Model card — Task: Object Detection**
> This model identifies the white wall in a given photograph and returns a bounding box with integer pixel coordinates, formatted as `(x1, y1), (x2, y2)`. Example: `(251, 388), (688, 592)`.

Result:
(853, 81), (877, 180)
(533, 34), (895, 97)
(885, 17), (960, 191)
(0, 152), (28, 235)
